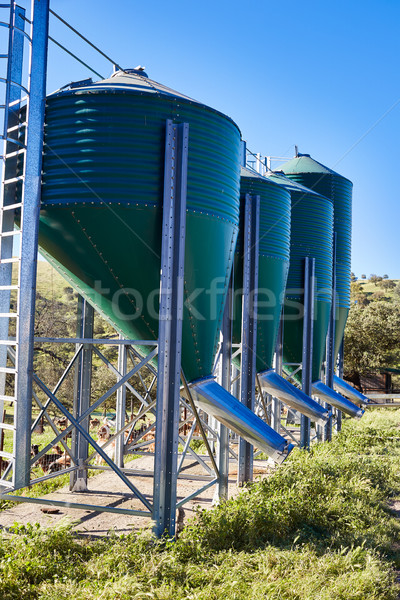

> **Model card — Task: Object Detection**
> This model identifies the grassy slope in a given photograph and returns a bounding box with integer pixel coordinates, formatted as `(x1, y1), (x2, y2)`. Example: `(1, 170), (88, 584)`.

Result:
(357, 278), (399, 300)
(1, 410), (400, 600)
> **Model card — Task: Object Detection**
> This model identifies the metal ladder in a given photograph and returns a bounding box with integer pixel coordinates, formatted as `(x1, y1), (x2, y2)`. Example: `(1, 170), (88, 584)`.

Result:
(0, 0), (49, 491)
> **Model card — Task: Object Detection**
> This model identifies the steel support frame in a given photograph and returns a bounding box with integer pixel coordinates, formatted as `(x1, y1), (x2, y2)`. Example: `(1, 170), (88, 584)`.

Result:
(238, 193), (260, 485)
(70, 297), (93, 491)
(153, 119), (188, 538)
(271, 321), (283, 432)
(336, 339), (344, 432)
(300, 257), (315, 449)
(323, 234), (337, 442)
(214, 273), (232, 501)
(10, 0), (49, 489)
(115, 335), (127, 468)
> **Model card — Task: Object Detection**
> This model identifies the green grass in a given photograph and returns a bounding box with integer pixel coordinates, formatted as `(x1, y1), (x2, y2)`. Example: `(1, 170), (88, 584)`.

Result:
(357, 278), (399, 300)
(1, 410), (400, 599)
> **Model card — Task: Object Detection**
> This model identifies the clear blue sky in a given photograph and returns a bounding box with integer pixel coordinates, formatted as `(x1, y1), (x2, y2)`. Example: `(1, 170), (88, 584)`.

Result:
(47, 0), (400, 278)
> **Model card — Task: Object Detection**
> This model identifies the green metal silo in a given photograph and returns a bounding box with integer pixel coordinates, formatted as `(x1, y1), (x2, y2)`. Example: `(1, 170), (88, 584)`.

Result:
(232, 167), (291, 372)
(267, 172), (333, 383)
(232, 168), (330, 425)
(36, 69), (292, 459)
(39, 68), (241, 384)
(279, 154), (352, 360)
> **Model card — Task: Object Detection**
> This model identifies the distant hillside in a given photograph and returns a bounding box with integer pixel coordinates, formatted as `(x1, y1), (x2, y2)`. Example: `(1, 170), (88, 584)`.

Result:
(351, 277), (399, 305)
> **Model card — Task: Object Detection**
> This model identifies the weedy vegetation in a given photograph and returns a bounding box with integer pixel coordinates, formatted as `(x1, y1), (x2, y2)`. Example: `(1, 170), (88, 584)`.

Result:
(1, 409), (400, 599)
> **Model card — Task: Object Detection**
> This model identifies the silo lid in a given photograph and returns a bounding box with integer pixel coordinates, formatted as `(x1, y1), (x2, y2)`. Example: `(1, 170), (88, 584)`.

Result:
(280, 154), (352, 184)
(57, 68), (197, 101)
(267, 170), (329, 199)
(47, 67), (241, 134)
(240, 166), (284, 190)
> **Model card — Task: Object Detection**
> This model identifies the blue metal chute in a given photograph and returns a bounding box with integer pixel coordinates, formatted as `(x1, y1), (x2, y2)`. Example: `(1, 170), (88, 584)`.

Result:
(312, 380), (364, 418)
(259, 369), (330, 427)
(189, 378), (293, 464)
(333, 375), (369, 405)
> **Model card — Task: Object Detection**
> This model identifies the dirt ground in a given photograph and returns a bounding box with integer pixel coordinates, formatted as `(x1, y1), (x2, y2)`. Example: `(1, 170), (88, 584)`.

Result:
(0, 455), (275, 537)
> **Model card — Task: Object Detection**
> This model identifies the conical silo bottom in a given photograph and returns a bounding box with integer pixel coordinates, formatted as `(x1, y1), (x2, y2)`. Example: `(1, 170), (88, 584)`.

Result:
(282, 300), (331, 383)
(232, 254), (289, 373)
(38, 205), (237, 383)
(335, 306), (349, 358)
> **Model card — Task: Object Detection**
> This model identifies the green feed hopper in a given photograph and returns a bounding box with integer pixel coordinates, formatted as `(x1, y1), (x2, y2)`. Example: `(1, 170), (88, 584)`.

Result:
(36, 69), (293, 460)
(267, 172), (333, 383)
(233, 168), (330, 426)
(39, 68), (241, 384)
(280, 154), (352, 359)
(232, 167), (291, 372)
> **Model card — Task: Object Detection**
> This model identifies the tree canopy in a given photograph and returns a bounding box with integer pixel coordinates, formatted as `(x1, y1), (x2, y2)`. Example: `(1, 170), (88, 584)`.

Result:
(344, 300), (400, 386)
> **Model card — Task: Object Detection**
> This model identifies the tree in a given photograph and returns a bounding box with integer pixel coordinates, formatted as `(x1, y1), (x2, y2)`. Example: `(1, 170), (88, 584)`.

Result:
(381, 279), (396, 290)
(344, 301), (400, 388)
(370, 274), (382, 286)
(371, 290), (386, 301)
(350, 281), (369, 306)
(383, 274), (389, 279)
(361, 274), (366, 279)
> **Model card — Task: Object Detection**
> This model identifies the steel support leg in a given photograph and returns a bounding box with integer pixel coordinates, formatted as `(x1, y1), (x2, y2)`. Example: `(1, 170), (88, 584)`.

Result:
(271, 321), (283, 432)
(238, 194), (260, 485)
(215, 274), (233, 501)
(13, 0), (49, 488)
(70, 297), (93, 492)
(153, 120), (188, 538)
(115, 336), (127, 468)
(300, 257), (315, 449)
(323, 234), (337, 442)
(336, 340), (344, 432)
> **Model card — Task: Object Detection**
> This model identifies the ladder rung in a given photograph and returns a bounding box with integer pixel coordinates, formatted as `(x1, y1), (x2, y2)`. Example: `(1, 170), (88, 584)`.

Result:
(1, 229), (20, 238)
(0, 394), (15, 402)
(9, 94), (28, 107)
(0, 312), (17, 317)
(7, 123), (27, 135)
(0, 257), (19, 264)
(5, 149), (25, 159)
(0, 55), (8, 59)
(0, 366), (16, 375)
(1, 203), (22, 211)
(0, 422), (14, 431)
(0, 4), (12, 8)
(4, 175), (23, 185)
(0, 284), (17, 290)
(0, 340), (17, 346)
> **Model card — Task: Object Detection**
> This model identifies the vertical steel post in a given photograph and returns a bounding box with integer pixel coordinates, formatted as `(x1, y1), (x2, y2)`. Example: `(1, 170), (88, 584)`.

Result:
(300, 257), (315, 449)
(115, 335), (127, 468)
(13, 0), (49, 488)
(271, 320), (283, 432)
(238, 194), (260, 486)
(336, 339), (344, 432)
(0, 4), (25, 423)
(70, 297), (93, 492)
(323, 234), (337, 442)
(215, 273), (232, 501)
(153, 120), (188, 538)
